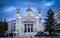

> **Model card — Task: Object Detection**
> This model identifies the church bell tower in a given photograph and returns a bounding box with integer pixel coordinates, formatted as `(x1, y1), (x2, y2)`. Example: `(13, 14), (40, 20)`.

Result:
(37, 7), (42, 22)
(16, 8), (21, 18)
(37, 7), (41, 18)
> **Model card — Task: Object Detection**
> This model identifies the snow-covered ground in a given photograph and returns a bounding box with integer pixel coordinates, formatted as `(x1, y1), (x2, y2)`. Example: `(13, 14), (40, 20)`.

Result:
(2, 35), (36, 38)
(2, 36), (60, 38)
(18, 32), (37, 36)
(2, 32), (60, 38)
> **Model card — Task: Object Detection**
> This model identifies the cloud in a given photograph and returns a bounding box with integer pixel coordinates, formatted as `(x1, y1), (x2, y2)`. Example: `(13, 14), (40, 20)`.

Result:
(44, 1), (54, 6)
(4, 6), (17, 12)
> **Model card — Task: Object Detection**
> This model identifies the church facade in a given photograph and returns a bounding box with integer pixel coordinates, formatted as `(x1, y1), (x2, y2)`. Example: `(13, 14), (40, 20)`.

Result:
(15, 6), (44, 36)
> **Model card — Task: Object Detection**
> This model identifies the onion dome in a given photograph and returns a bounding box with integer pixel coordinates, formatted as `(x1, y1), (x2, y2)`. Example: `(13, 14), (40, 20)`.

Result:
(26, 7), (33, 12)
(26, 5), (33, 12)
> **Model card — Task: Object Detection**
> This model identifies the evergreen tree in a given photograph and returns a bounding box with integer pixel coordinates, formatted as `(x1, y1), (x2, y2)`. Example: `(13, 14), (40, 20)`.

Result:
(0, 19), (8, 37)
(45, 9), (55, 35)
(3, 19), (8, 32)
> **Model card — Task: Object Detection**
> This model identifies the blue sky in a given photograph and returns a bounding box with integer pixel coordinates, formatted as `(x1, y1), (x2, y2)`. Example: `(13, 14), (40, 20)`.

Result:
(0, 0), (60, 22)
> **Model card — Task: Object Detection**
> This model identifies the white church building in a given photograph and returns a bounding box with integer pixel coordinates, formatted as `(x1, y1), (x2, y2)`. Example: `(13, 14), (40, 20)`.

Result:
(15, 6), (44, 36)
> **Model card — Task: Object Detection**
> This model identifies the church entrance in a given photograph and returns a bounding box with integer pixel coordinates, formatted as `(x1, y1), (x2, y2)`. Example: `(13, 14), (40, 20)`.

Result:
(24, 24), (33, 32)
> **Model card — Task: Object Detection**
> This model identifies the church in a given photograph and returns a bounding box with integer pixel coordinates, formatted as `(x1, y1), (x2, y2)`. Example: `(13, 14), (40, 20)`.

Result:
(15, 6), (44, 36)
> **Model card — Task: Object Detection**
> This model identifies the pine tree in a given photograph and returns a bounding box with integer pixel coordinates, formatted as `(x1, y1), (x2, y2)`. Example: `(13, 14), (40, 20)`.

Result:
(45, 9), (55, 35)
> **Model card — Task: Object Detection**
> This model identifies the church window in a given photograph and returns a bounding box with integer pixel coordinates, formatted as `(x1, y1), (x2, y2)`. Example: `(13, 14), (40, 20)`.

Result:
(28, 24), (30, 32)
(24, 24), (27, 32)
(31, 24), (33, 32)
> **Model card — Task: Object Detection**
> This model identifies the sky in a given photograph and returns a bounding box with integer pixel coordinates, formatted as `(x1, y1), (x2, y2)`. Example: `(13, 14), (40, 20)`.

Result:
(0, 0), (60, 22)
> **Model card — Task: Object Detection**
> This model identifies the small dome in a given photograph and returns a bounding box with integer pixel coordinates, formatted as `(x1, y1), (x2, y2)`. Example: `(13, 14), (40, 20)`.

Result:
(26, 8), (33, 12)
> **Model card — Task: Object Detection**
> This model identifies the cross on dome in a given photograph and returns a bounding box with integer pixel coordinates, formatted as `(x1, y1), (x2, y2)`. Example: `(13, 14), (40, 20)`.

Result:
(26, 5), (33, 12)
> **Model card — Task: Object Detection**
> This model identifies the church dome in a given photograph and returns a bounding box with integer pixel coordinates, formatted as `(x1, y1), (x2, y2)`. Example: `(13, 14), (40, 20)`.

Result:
(26, 8), (33, 12)
(26, 5), (34, 16)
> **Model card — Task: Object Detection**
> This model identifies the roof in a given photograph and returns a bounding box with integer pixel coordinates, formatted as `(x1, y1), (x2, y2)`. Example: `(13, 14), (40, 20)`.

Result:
(26, 7), (33, 12)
